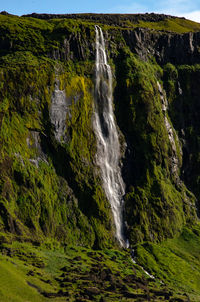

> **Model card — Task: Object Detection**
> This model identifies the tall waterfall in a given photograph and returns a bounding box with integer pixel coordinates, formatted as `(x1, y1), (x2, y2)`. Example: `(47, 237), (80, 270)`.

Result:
(93, 25), (127, 247)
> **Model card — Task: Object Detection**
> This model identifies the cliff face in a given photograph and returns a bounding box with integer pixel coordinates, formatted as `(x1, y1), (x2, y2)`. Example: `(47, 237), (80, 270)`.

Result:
(0, 13), (200, 250)
(123, 28), (200, 64)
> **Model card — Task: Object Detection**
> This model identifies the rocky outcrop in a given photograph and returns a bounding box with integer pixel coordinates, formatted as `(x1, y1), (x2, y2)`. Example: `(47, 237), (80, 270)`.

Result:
(22, 12), (177, 24)
(49, 30), (93, 61)
(122, 28), (200, 65)
(48, 24), (200, 66)
(48, 23), (200, 64)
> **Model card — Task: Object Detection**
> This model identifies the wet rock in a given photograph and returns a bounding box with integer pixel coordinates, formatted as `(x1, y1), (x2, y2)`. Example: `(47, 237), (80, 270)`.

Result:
(50, 80), (68, 142)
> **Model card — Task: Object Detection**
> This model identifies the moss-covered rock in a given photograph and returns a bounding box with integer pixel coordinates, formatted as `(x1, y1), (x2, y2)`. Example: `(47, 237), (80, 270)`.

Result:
(0, 12), (199, 252)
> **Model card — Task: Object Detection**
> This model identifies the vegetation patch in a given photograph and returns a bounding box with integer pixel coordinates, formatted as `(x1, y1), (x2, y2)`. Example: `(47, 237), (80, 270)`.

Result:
(0, 240), (193, 301)
(135, 224), (200, 301)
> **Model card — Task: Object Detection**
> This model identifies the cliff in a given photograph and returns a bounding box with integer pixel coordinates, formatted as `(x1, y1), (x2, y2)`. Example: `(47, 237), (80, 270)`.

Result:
(0, 12), (200, 301)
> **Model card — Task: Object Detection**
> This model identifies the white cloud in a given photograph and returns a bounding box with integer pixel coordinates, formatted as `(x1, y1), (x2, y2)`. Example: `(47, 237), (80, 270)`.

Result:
(158, 0), (196, 12)
(110, 0), (200, 23)
(177, 11), (200, 22)
(155, 0), (199, 19)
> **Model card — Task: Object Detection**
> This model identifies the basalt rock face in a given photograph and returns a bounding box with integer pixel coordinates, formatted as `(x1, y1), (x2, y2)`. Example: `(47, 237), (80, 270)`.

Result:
(49, 26), (200, 65)
(0, 13), (200, 249)
(122, 28), (200, 64)
(169, 66), (200, 203)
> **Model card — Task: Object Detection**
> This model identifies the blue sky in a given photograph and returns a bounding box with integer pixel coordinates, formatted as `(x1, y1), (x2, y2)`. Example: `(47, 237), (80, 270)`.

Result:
(2, 0), (200, 22)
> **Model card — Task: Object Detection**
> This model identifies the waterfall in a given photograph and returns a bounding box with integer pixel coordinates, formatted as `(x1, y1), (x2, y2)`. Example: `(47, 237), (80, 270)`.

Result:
(157, 81), (181, 179)
(93, 25), (127, 247)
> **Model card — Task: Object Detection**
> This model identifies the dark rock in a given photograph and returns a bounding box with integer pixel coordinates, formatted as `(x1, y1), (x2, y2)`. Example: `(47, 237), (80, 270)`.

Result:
(43, 279), (52, 284)
(60, 266), (68, 272)
(62, 276), (71, 282)
(106, 284), (116, 291)
(123, 291), (149, 299)
(27, 270), (35, 276)
(123, 274), (136, 283)
(75, 298), (90, 302)
(89, 273), (98, 282)
(169, 298), (187, 302)
(150, 289), (173, 299)
(0, 11), (12, 15)
(73, 256), (82, 261)
(90, 267), (99, 274)
(42, 289), (69, 297)
(1, 247), (12, 256)
(100, 269), (107, 280)
(122, 28), (200, 65)
(85, 287), (100, 296)
(0, 202), (22, 235)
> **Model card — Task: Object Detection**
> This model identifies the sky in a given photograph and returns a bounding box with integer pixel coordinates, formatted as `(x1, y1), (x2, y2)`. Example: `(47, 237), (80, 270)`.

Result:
(1, 0), (200, 23)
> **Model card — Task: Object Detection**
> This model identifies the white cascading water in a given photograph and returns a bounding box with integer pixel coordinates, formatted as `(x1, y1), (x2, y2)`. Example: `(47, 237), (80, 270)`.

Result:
(93, 25), (127, 247)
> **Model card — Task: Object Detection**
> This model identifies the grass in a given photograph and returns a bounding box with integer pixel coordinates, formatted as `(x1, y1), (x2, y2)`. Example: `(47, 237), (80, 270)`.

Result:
(0, 240), (193, 301)
(0, 255), (46, 302)
(135, 223), (200, 301)
(137, 18), (200, 33)
(95, 16), (200, 33)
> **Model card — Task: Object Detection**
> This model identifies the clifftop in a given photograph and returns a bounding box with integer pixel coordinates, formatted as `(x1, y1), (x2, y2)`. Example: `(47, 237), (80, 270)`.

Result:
(1, 11), (200, 35)
(0, 12), (199, 66)
(21, 12), (176, 23)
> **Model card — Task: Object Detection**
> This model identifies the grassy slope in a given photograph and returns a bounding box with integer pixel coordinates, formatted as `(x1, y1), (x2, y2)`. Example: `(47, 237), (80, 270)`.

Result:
(136, 18), (200, 33)
(135, 224), (200, 301)
(0, 238), (196, 302)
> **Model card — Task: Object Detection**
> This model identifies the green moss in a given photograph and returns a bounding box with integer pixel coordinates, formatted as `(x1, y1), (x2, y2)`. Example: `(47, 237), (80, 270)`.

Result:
(58, 72), (115, 248)
(168, 64), (200, 200)
(163, 63), (178, 103)
(0, 57), (101, 246)
(135, 224), (200, 300)
(114, 50), (197, 244)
